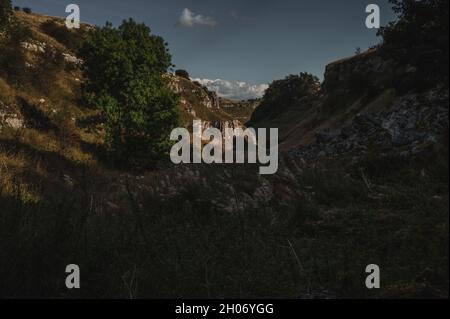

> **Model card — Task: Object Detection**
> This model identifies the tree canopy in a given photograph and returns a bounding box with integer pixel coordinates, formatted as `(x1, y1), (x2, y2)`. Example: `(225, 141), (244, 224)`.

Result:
(79, 19), (181, 167)
(250, 73), (320, 123)
(378, 0), (449, 87)
(175, 69), (190, 79)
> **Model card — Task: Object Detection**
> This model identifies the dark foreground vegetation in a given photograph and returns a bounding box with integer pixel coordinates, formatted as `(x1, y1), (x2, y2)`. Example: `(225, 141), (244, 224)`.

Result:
(0, 149), (448, 298)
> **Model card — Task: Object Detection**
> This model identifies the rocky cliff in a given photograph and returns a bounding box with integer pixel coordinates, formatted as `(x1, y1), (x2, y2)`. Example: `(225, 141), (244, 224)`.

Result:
(250, 48), (449, 164)
(163, 73), (247, 132)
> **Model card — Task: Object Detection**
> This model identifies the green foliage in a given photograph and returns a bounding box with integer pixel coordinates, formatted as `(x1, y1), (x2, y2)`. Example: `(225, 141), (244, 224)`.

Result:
(0, 1), (32, 85)
(378, 0), (449, 89)
(0, 0), (12, 32)
(175, 69), (190, 79)
(250, 72), (320, 122)
(79, 19), (180, 167)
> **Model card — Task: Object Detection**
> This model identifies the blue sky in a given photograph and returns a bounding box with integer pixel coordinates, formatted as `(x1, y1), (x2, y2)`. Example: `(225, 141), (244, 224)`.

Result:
(12, 0), (396, 98)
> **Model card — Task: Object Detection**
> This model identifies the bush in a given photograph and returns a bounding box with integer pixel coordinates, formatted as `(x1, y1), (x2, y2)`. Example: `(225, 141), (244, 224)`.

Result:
(22, 7), (31, 14)
(175, 69), (190, 79)
(0, 0), (13, 32)
(13, 6), (19, 11)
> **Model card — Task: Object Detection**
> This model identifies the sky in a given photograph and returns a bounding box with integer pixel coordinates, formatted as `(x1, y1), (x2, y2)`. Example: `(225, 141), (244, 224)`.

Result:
(12, 0), (397, 99)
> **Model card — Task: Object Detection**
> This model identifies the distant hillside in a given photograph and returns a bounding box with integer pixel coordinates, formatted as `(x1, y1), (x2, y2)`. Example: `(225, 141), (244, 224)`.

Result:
(248, 48), (449, 160)
(164, 73), (255, 130)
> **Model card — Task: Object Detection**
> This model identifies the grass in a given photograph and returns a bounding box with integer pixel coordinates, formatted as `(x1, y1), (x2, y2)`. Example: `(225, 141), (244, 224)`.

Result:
(0, 146), (447, 298)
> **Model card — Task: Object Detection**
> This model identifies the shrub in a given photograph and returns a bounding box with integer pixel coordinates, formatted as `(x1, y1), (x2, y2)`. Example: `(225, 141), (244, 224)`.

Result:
(175, 69), (190, 79)
(0, 0), (13, 32)
(0, 3), (32, 85)
(22, 7), (31, 14)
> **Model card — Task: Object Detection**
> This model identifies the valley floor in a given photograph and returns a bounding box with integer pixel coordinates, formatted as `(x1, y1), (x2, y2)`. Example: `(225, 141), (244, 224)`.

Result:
(0, 140), (448, 298)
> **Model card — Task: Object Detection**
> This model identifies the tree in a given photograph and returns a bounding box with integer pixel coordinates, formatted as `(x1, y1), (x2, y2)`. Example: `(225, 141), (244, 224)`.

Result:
(175, 69), (190, 79)
(0, 0), (12, 33)
(79, 19), (181, 167)
(250, 73), (320, 123)
(378, 0), (449, 88)
(0, 0), (31, 84)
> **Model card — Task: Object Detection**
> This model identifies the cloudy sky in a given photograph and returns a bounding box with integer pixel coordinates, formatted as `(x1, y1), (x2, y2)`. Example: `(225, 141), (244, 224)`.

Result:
(12, 0), (396, 99)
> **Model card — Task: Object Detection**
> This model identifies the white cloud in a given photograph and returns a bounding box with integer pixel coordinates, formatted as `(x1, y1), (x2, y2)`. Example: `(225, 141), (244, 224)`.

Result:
(192, 78), (268, 100)
(179, 8), (217, 28)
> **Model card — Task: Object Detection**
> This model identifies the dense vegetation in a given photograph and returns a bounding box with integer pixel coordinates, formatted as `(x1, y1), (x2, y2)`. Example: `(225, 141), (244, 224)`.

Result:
(78, 19), (181, 168)
(0, 0), (12, 31)
(0, 0), (31, 84)
(378, 0), (449, 90)
(175, 69), (190, 79)
(249, 73), (320, 123)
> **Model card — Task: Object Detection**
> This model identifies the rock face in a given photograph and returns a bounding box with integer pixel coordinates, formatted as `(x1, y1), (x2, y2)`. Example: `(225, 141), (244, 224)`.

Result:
(21, 41), (83, 68)
(21, 41), (46, 53)
(289, 89), (448, 161)
(62, 53), (83, 67)
(0, 102), (24, 129)
(164, 73), (247, 132)
(247, 47), (448, 162)
(0, 112), (24, 129)
(323, 49), (395, 94)
(165, 73), (218, 110)
(201, 119), (243, 135)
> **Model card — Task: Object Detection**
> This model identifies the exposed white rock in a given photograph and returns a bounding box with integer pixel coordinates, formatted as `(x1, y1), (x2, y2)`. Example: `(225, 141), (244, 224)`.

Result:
(21, 41), (46, 53)
(62, 53), (83, 66)
(0, 111), (24, 129)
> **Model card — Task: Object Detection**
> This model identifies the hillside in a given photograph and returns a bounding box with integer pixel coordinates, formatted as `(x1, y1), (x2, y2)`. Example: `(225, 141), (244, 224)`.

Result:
(249, 49), (449, 158)
(0, 11), (252, 146)
(0, 9), (448, 299)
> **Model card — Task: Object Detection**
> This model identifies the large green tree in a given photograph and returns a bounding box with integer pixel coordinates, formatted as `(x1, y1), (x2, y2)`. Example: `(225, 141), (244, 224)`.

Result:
(79, 19), (181, 167)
